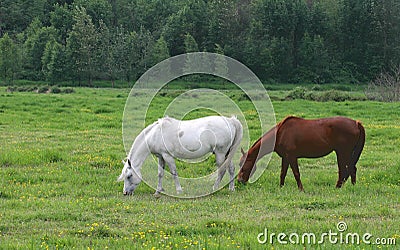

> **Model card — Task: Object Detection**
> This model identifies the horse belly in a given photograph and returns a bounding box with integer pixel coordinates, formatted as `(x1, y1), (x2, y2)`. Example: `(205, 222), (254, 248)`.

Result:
(296, 137), (334, 158)
(278, 132), (333, 158)
(170, 128), (223, 159)
(298, 148), (333, 158)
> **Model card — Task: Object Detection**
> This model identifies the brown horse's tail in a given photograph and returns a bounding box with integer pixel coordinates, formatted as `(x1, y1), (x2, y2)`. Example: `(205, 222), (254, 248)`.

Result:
(348, 121), (365, 183)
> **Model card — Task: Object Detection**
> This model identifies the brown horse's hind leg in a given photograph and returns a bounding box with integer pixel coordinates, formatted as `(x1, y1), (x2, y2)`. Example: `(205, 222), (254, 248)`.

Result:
(288, 157), (304, 191)
(349, 166), (357, 185)
(335, 151), (351, 188)
(280, 157), (289, 187)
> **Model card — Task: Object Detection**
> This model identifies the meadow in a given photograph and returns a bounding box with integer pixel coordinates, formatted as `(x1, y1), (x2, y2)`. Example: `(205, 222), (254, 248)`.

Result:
(0, 84), (399, 249)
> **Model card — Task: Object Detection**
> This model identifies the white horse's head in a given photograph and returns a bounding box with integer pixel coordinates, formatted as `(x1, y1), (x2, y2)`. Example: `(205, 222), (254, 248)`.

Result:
(117, 159), (142, 195)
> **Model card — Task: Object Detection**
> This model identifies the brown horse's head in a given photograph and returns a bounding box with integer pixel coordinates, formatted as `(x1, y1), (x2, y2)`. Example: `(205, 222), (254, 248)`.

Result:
(237, 148), (257, 183)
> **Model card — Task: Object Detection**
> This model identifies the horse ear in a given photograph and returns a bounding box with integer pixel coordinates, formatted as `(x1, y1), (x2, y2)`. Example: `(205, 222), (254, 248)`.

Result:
(127, 159), (132, 167)
(241, 148), (245, 155)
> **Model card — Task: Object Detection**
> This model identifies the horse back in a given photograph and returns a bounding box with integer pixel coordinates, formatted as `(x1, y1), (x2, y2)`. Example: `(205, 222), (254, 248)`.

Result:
(150, 116), (238, 158)
(323, 117), (361, 143)
(276, 116), (361, 158)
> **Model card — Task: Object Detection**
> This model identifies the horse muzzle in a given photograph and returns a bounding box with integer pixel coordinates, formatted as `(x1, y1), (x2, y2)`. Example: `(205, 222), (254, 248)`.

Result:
(123, 191), (133, 196)
(237, 177), (247, 184)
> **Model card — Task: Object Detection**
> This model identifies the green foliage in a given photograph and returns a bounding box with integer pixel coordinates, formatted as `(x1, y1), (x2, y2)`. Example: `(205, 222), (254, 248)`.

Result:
(297, 33), (331, 84)
(135, 27), (156, 76)
(66, 6), (98, 85)
(37, 85), (50, 93)
(151, 36), (170, 65)
(183, 33), (201, 82)
(316, 89), (351, 102)
(184, 33), (199, 53)
(0, 0), (47, 35)
(162, 0), (207, 55)
(339, 0), (400, 80)
(50, 3), (74, 45)
(42, 40), (67, 83)
(73, 0), (113, 27)
(0, 33), (19, 83)
(214, 44), (229, 78)
(1, 0), (400, 85)
(23, 19), (58, 80)
(286, 86), (365, 102)
(286, 86), (308, 100)
(6, 85), (74, 94)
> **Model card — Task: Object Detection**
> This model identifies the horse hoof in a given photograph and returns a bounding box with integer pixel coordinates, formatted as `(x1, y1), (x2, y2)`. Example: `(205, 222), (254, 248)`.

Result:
(153, 192), (162, 198)
(176, 189), (183, 194)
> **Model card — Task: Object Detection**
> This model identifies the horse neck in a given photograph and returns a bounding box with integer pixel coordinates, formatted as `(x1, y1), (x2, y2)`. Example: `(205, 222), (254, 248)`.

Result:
(127, 132), (151, 169)
(247, 126), (277, 162)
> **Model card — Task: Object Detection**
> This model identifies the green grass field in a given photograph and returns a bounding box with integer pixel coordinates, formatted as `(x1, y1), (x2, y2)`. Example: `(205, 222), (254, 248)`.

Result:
(0, 86), (399, 249)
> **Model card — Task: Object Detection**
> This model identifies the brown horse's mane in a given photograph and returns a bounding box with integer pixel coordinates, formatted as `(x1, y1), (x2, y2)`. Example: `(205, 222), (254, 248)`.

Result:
(247, 116), (297, 151)
(275, 115), (298, 133)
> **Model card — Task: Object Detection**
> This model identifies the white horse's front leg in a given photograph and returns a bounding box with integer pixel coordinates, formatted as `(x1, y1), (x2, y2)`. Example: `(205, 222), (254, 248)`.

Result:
(162, 154), (183, 194)
(155, 157), (165, 195)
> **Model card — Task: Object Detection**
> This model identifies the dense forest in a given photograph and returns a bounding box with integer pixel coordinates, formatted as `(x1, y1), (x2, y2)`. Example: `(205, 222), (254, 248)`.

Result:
(0, 0), (399, 86)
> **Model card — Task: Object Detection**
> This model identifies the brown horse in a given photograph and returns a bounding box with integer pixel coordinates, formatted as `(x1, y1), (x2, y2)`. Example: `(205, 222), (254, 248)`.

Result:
(237, 116), (365, 190)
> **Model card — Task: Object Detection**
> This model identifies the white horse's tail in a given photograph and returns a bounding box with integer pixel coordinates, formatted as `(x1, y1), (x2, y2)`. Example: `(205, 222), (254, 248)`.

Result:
(219, 116), (243, 170)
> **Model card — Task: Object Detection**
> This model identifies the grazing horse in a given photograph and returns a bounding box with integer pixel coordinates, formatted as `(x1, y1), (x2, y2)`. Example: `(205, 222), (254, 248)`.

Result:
(237, 116), (365, 190)
(118, 116), (243, 195)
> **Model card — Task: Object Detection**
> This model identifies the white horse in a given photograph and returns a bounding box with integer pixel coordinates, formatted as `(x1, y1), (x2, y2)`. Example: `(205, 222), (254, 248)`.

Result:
(118, 115), (243, 195)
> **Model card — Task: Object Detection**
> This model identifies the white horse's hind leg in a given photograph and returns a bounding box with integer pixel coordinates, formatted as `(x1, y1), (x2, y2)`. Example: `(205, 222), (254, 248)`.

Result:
(228, 162), (235, 191)
(213, 153), (226, 191)
(155, 157), (165, 195)
(162, 154), (183, 194)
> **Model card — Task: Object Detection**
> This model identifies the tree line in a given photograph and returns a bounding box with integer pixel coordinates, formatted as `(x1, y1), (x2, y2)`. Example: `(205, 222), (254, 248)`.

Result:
(0, 0), (399, 86)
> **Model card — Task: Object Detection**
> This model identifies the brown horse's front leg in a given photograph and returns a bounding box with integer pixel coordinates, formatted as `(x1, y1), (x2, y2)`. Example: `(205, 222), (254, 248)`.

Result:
(289, 157), (304, 191)
(335, 167), (347, 188)
(280, 157), (289, 187)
